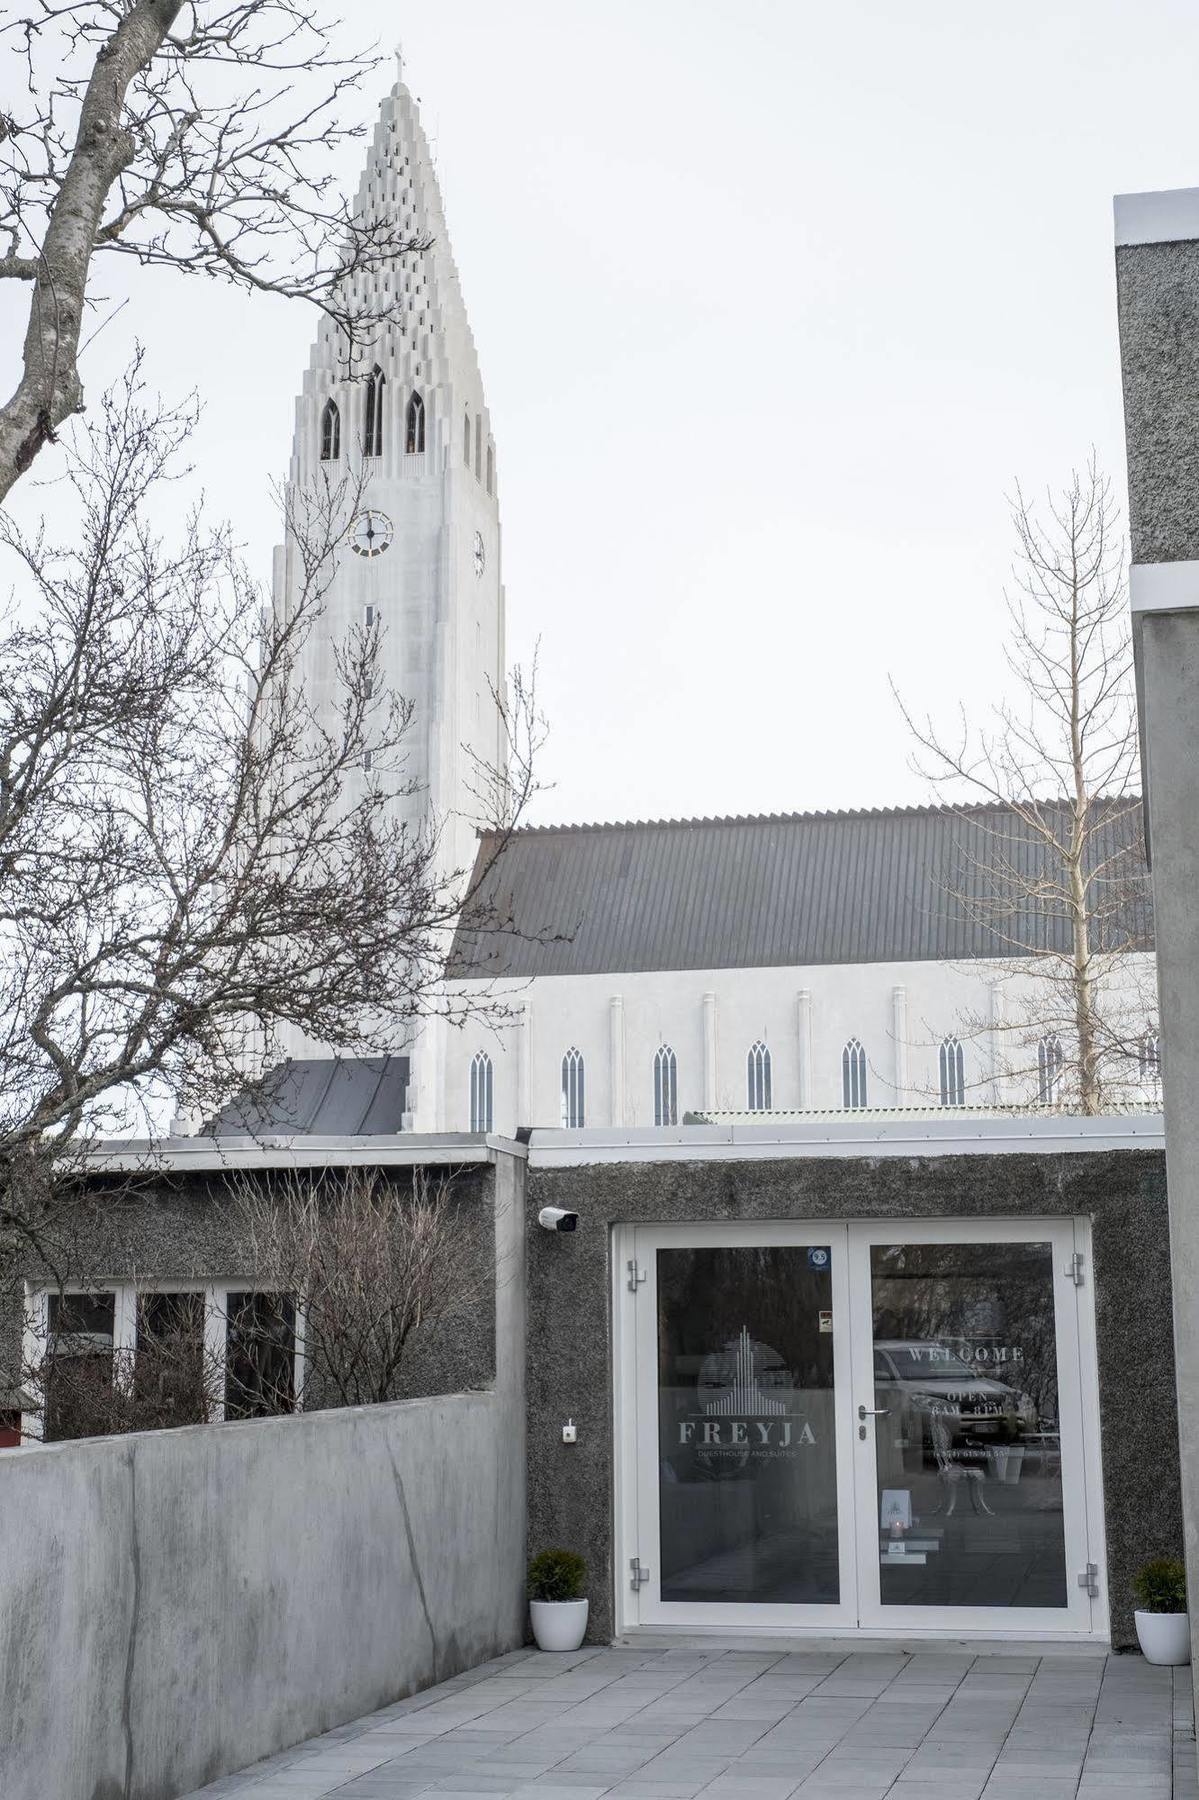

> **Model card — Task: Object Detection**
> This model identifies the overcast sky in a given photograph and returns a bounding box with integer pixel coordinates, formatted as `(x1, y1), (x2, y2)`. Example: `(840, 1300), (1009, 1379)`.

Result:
(8, 2), (1199, 825)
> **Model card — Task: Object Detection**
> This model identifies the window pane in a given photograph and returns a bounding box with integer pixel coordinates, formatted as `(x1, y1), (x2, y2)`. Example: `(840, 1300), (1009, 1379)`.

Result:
(134, 1292), (207, 1428)
(657, 1245), (839, 1604)
(44, 1292), (116, 1442)
(225, 1293), (296, 1419)
(870, 1240), (1066, 1609)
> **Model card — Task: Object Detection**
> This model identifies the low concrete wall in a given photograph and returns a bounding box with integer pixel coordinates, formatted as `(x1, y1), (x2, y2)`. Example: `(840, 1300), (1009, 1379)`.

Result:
(0, 1152), (527, 1800)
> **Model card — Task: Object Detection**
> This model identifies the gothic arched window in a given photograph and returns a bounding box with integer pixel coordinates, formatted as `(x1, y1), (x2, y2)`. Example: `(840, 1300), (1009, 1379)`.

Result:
(653, 1046), (678, 1128)
(364, 365), (385, 458)
(842, 1038), (868, 1110)
(319, 397), (340, 462)
(939, 1036), (965, 1108)
(475, 413), (482, 478)
(405, 390), (425, 455)
(561, 1048), (585, 1129)
(486, 443), (495, 495)
(463, 409), (471, 466)
(1139, 1030), (1162, 1086)
(469, 1051), (493, 1133)
(1037, 1033), (1064, 1106)
(747, 1041), (772, 1112)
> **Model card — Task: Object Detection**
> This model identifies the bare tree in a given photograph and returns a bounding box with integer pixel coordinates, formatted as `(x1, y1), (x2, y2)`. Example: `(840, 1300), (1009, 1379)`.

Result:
(233, 1166), (489, 1410)
(0, 0), (418, 500)
(0, 363), (543, 1275)
(895, 460), (1154, 1114)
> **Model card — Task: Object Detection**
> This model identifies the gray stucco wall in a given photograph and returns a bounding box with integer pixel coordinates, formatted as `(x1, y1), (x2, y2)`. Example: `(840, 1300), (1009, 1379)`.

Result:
(526, 1147), (1178, 1649)
(1116, 218), (1199, 1710)
(1116, 236), (1199, 564)
(0, 1149), (527, 1800)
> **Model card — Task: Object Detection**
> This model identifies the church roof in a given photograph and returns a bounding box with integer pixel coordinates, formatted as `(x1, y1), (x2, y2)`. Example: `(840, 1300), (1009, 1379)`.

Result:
(210, 1056), (411, 1136)
(447, 796), (1152, 978)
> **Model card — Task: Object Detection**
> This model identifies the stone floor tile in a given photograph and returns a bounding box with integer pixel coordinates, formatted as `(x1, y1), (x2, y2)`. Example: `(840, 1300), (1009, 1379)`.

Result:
(181, 1647), (1190, 1800)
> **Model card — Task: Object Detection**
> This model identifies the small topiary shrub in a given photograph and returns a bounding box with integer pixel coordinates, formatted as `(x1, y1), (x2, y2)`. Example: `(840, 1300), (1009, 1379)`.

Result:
(528, 1548), (586, 1603)
(1133, 1557), (1187, 1614)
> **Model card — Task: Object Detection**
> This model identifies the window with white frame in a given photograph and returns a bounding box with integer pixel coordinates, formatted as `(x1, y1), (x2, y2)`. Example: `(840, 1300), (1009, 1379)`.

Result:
(470, 1050), (494, 1133)
(653, 1045), (678, 1127)
(21, 1282), (297, 1443)
(561, 1048), (585, 1128)
(747, 1041), (772, 1112)
(1037, 1033), (1064, 1105)
(842, 1037), (868, 1109)
(939, 1035), (965, 1108)
(1139, 1030), (1162, 1087)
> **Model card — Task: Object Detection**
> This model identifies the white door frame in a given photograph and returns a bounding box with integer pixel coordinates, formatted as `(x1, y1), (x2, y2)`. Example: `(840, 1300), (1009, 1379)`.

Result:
(613, 1215), (1107, 1641)
(847, 1217), (1101, 1638)
(619, 1219), (858, 1631)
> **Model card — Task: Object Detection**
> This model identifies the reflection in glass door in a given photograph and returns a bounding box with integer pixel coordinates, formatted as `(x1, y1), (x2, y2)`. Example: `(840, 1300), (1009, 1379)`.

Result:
(656, 1244), (839, 1605)
(869, 1240), (1064, 1608)
(628, 1223), (856, 1628)
(852, 1219), (1097, 1636)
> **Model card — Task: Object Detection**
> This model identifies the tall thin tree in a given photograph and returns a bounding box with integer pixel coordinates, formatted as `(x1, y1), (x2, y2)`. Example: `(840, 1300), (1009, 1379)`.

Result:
(895, 461), (1153, 1113)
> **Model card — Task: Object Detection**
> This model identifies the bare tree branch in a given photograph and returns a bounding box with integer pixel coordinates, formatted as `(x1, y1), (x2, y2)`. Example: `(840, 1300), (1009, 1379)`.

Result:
(0, 363), (545, 1273)
(894, 459), (1155, 1113)
(0, 0), (423, 498)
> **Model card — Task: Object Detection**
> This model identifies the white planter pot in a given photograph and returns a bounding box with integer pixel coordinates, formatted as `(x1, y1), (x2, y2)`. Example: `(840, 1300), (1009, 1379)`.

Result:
(1135, 1609), (1191, 1666)
(529, 1597), (589, 1652)
(988, 1444), (1026, 1486)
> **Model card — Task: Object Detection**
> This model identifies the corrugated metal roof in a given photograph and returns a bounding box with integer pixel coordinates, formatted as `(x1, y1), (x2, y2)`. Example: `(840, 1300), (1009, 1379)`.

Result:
(212, 1056), (411, 1136)
(448, 797), (1151, 978)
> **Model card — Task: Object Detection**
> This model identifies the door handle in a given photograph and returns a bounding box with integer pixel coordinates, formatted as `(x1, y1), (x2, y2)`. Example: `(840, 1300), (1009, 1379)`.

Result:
(858, 1404), (889, 1419)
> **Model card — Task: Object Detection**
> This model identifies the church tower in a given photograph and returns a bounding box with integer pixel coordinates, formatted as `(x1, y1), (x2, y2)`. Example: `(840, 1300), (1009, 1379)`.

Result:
(271, 66), (505, 1124)
(273, 63), (505, 890)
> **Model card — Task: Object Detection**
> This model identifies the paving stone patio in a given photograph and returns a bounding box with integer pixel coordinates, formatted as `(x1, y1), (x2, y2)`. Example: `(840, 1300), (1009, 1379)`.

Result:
(183, 1642), (1196, 1800)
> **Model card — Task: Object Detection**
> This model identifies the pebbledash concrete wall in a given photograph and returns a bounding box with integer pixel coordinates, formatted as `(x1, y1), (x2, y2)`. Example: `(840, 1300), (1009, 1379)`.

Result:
(525, 1123), (1180, 1650)
(1115, 191), (1199, 1718)
(0, 1144), (527, 1800)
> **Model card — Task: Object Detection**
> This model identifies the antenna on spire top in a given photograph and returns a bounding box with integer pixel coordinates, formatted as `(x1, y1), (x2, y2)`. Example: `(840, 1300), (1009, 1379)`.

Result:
(394, 41), (404, 85)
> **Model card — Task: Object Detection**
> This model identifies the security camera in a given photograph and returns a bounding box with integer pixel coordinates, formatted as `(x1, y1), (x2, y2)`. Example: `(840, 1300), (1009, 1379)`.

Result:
(538, 1206), (578, 1233)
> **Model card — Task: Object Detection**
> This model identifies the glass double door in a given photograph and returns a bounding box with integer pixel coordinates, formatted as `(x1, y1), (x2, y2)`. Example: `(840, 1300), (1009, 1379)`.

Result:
(622, 1220), (1101, 1636)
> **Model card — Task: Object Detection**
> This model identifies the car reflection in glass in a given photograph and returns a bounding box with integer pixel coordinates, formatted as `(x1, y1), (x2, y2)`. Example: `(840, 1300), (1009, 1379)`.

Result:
(874, 1340), (1038, 1463)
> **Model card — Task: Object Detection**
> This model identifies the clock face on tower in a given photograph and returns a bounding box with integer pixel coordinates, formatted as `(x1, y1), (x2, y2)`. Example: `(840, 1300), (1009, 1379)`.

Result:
(350, 510), (393, 557)
(473, 529), (485, 577)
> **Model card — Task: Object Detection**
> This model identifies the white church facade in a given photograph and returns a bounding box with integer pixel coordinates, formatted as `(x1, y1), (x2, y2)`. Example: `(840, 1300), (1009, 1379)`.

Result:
(439, 805), (1157, 1136)
(274, 68), (1156, 1141)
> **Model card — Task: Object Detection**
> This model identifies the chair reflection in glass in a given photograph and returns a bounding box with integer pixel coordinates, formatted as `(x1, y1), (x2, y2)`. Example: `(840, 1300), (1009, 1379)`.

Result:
(928, 1400), (994, 1518)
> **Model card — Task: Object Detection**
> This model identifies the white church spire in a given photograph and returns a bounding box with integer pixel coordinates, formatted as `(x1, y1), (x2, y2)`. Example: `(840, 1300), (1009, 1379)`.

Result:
(273, 67), (506, 1116)
(290, 66), (494, 490)
(276, 64), (505, 867)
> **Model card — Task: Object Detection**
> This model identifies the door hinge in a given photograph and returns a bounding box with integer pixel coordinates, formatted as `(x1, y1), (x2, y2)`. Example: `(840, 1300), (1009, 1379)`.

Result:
(1077, 1562), (1100, 1597)
(629, 1556), (651, 1590)
(627, 1259), (647, 1294)
(1065, 1252), (1085, 1287)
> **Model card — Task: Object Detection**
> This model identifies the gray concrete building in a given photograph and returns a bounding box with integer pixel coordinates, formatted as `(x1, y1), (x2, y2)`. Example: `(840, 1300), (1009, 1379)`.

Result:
(525, 1115), (1176, 1651)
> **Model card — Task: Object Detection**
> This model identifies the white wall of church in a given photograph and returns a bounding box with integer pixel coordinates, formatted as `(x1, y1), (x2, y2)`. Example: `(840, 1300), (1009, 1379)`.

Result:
(432, 951), (1159, 1134)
